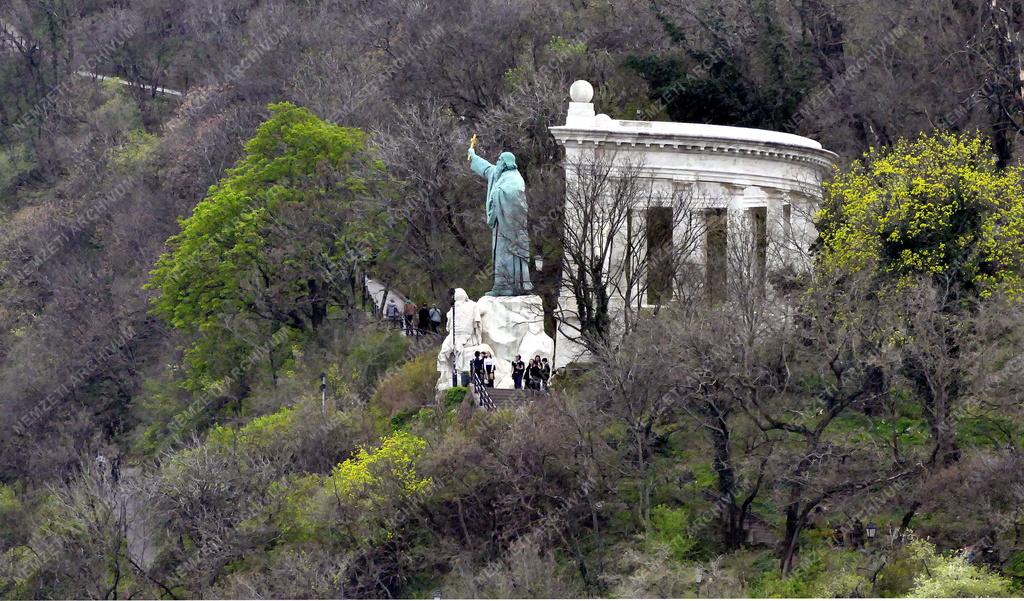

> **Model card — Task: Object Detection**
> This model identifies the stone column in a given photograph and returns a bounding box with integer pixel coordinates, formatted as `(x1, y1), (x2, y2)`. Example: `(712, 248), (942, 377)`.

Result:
(672, 181), (703, 300)
(722, 189), (744, 300)
(765, 190), (787, 273)
(788, 193), (817, 271)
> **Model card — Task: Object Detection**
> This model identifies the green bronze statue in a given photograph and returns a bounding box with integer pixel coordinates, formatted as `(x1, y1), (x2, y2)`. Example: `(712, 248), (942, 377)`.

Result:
(467, 135), (534, 296)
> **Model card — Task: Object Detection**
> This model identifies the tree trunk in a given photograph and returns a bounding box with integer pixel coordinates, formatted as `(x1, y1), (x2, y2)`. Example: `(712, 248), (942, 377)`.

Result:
(899, 500), (921, 537)
(904, 356), (961, 467)
(709, 412), (747, 550)
(308, 278), (328, 329)
(779, 503), (803, 575)
(988, 83), (1015, 169)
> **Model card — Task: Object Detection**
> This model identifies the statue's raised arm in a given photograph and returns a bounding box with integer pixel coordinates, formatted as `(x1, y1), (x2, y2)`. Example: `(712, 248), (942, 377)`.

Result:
(468, 135), (495, 180)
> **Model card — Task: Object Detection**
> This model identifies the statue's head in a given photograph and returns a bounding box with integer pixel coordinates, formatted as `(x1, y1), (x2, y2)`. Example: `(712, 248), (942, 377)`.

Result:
(497, 152), (517, 173)
(453, 287), (470, 302)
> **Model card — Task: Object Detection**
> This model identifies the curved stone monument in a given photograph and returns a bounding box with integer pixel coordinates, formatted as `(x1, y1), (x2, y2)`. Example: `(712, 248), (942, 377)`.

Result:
(549, 80), (837, 369)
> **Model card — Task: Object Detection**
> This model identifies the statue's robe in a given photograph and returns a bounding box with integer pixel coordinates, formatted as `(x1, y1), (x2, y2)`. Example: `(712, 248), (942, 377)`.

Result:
(469, 149), (533, 296)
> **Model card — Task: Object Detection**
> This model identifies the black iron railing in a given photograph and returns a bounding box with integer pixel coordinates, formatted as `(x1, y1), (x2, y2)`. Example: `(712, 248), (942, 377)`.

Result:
(472, 372), (496, 410)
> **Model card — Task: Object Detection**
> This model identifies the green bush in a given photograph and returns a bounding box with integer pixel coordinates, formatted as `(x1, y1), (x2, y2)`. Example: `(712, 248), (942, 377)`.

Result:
(1006, 551), (1024, 579)
(109, 129), (159, 172)
(265, 431), (432, 546)
(751, 549), (870, 598)
(370, 352), (437, 418)
(207, 406), (297, 453)
(443, 386), (467, 409)
(341, 328), (409, 394)
(873, 554), (920, 597)
(649, 505), (699, 561)
(0, 483), (27, 549)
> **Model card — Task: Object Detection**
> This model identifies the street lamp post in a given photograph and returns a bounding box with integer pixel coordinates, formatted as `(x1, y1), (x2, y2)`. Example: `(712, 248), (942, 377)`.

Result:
(533, 254), (556, 371)
(319, 372), (327, 416)
(866, 522), (877, 541)
(448, 287), (458, 388)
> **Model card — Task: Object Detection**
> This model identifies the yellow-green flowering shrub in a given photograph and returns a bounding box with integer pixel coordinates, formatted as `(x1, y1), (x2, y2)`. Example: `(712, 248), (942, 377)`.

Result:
(327, 430), (432, 503)
(905, 539), (1014, 597)
(648, 504), (699, 561)
(818, 132), (1024, 297)
(206, 406), (297, 454)
(264, 474), (323, 542)
(267, 431), (432, 546)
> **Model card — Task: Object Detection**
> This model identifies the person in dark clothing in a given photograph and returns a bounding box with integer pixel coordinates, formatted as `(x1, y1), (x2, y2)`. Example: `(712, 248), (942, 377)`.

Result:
(470, 351), (485, 384)
(418, 304), (431, 333)
(541, 357), (551, 391)
(483, 352), (495, 387)
(528, 357), (543, 390)
(511, 355), (525, 389)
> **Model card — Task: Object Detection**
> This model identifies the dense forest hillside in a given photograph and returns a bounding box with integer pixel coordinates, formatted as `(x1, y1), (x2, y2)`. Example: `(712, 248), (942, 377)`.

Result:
(1, 0), (1024, 598)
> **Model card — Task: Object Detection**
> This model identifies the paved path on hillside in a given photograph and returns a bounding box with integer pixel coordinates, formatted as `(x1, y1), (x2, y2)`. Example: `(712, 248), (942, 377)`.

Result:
(365, 276), (409, 315)
(121, 466), (159, 571)
(1, 18), (183, 99)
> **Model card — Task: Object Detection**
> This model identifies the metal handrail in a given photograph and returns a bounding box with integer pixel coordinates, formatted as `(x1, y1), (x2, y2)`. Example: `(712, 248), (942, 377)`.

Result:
(472, 372), (496, 410)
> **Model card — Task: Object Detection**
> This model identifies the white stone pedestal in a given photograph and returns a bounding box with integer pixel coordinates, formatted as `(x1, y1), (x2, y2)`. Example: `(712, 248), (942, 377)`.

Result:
(437, 293), (554, 390)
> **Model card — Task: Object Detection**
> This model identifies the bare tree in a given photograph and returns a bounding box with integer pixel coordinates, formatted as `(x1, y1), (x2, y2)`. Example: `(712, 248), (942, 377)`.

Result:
(590, 322), (686, 525)
(962, 0), (1024, 167)
(557, 149), (706, 356)
(739, 271), (926, 575)
(664, 303), (774, 552)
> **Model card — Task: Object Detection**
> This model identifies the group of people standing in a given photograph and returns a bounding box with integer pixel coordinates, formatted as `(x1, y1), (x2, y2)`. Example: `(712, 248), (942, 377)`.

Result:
(512, 354), (550, 391)
(470, 351), (497, 387)
(469, 352), (551, 391)
(385, 298), (442, 336)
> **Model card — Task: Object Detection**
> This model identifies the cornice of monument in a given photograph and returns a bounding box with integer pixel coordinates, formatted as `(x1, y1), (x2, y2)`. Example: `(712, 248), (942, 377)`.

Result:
(549, 122), (837, 173)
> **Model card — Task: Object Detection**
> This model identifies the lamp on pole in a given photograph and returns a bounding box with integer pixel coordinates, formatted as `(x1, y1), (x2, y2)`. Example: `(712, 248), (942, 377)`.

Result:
(866, 522), (877, 540)
(533, 253), (556, 372)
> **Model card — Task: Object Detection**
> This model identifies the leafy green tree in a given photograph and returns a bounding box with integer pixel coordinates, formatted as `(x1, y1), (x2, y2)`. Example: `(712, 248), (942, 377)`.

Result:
(818, 132), (1024, 299)
(819, 133), (1024, 468)
(148, 102), (395, 390)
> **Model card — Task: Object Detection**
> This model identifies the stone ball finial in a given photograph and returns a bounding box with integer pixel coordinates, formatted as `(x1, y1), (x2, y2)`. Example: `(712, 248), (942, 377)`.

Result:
(569, 80), (594, 103)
